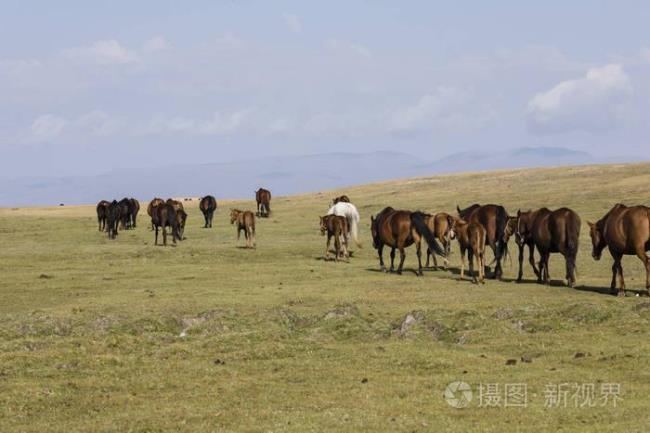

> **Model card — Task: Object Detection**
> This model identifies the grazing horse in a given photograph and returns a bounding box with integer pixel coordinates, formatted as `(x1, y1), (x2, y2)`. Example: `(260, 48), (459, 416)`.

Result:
(166, 199), (186, 238)
(450, 219), (486, 284)
(327, 202), (362, 249)
(230, 209), (256, 248)
(589, 204), (650, 296)
(332, 195), (350, 205)
(255, 188), (272, 217)
(319, 214), (349, 262)
(129, 198), (140, 228)
(96, 200), (110, 231)
(106, 200), (121, 239)
(424, 212), (455, 270)
(200, 195), (217, 228)
(514, 208), (581, 287)
(457, 204), (509, 279)
(370, 207), (446, 276)
(199, 195), (217, 229)
(147, 198), (164, 230)
(152, 203), (181, 246)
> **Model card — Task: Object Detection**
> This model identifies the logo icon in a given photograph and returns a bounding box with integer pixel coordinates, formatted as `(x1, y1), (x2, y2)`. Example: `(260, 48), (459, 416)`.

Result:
(445, 381), (473, 408)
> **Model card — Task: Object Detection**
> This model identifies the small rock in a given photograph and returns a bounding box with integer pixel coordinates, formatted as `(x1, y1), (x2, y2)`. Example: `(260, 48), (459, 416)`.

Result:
(505, 359), (517, 366)
(214, 359), (225, 365)
(361, 378), (368, 384)
(39, 274), (53, 279)
(574, 352), (586, 359)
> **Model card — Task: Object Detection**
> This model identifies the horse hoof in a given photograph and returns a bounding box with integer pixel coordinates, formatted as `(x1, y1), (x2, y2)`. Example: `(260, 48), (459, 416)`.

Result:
(617, 291), (626, 297)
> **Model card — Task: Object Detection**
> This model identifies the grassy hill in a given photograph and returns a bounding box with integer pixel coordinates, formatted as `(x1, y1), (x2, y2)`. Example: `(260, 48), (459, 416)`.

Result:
(1, 163), (650, 432)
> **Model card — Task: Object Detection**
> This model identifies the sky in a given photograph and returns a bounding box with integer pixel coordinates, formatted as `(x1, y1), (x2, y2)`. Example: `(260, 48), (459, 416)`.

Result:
(2, 0), (650, 178)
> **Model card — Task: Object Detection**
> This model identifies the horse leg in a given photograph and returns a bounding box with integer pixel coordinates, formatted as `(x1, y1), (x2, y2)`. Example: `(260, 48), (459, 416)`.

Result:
(396, 246), (406, 275)
(389, 247), (396, 272)
(378, 245), (384, 270)
(460, 247), (466, 280)
(325, 234), (331, 260)
(162, 225), (167, 246)
(468, 249), (476, 283)
(443, 240), (449, 270)
(416, 241), (423, 276)
(425, 247), (431, 268)
(154, 226), (158, 245)
(334, 233), (340, 262)
(479, 253), (486, 284)
(494, 239), (503, 280)
(617, 259), (626, 295)
(516, 244), (524, 282)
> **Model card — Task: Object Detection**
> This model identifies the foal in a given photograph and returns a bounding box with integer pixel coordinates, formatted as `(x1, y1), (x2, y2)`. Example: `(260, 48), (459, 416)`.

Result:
(451, 219), (487, 284)
(230, 209), (256, 248)
(319, 215), (349, 262)
(424, 212), (454, 269)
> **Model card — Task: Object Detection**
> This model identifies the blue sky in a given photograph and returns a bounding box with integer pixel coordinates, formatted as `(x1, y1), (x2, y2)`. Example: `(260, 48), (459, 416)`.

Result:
(2, 0), (650, 177)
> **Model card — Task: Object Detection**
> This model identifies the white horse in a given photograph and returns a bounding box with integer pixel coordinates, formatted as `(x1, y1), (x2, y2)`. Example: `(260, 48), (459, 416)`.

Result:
(327, 202), (362, 248)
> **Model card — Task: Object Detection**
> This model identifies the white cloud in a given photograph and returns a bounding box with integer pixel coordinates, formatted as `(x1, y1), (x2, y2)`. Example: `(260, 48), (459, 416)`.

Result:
(527, 64), (632, 134)
(326, 39), (372, 59)
(143, 36), (171, 53)
(30, 114), (67, 140)
(76, 110), (123, 136)
(389, 87), (494, 133)
(144, 110), (251, 136)
(282, 13), (302, 33)
(63, 39), (139, 65)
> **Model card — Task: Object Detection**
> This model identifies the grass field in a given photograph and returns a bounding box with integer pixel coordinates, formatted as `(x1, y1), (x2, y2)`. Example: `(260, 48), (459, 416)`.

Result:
(2, 163), (650, 432)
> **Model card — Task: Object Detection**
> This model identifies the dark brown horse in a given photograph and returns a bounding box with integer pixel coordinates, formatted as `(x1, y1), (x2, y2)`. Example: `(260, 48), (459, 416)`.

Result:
(370, 207), (445, 276)
(230, 209), (256, 248)
(129, 198), (140, 228)
(320, 214), (349, 262)
(96, 200), (110, 231)
(457, 204), (509, 279)
(255, 188), (272, 217)
(166, 199), (186, 238)
(106, 200), (121, 239)
(515, 208), (581, 287)
(424, 212), (455, 269)
(589, 204), (650, 296)
(199, 195), (217, 228)
(152, 203), (181, 246)
(147, 198), (164, 230)
(505, 216), (539, 282)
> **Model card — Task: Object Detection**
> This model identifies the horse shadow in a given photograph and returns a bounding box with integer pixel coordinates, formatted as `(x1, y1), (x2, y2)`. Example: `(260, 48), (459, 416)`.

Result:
(573, 285), (649, 297)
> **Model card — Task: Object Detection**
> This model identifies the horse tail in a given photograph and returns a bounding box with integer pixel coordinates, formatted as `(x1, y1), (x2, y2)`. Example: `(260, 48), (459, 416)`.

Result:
(566, 211), (581, 277)
(348, 212), (362, 248)
(496, 207), (509, 265)
(412, 212), (445, 257)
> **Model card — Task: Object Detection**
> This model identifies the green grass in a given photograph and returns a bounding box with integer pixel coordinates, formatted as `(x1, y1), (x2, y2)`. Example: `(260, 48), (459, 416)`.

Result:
(2, 163), (650, 432)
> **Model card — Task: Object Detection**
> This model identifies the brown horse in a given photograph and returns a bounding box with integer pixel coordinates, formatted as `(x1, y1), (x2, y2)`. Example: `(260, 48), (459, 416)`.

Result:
(147, 198), (164, 230)
(320, 215), (349, 262)
(96, 200), (110, 231)
(230, 209), (256, 248)
(152, 203), (181, 246)
(370, 207), (446, 276)
(457, 204), (509, 279)
(514, 208), (581, 287)
(129, 198), (140, 228)
(255, 188), (272, 217)
(589, 204), (650, 296)
(505, 216), (540, 282)
(199, 195), (217, 228)
(332, 195), (350, 205)
(167, 199), (186, 238)
(424, 212), (455, 269)
(450, 219), (486, 284)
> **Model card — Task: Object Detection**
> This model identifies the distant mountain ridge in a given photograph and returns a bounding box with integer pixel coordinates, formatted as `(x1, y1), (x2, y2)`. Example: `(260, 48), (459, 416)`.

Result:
(0, 147), (633, 206)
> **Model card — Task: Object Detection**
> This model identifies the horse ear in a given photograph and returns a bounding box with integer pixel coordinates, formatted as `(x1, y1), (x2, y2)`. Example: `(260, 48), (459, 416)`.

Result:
(370, 216), (375, 223)
(456, 205), (461, 214)
(517, 209), (521, 217)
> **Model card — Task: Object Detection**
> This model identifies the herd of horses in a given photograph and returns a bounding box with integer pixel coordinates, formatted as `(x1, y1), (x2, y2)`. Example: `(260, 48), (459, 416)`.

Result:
(96, 189), (650, 296)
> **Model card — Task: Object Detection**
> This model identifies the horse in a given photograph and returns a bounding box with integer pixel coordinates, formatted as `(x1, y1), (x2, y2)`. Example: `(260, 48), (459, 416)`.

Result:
(106, 200), (121, 239)
(450, 219), (486, 284)
(147, 198), (164, 230)
(505, 216), (539, 282)
(327, 202), (362, 249)
(514, 208), (581, 287)
(255, 188), (272, 217)
(129, 198), (140, 228)
(457, 204), (509, 279)
(96, 200), (110, 231)
(589, 204), (650, 296)
(152, 203), (181, 246)
(118, 198), (133, 230)
(332, 195), (350, 205)
(370, 207), (446, 276)
(319, 214), (349, 262)
(230, 209), (256, 248)
(199, 195), (218, 228)
(176, 208), (187, 240)
(424, 212), (455, 270)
